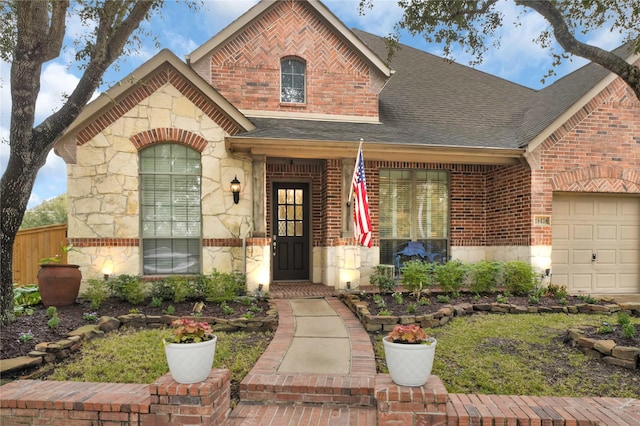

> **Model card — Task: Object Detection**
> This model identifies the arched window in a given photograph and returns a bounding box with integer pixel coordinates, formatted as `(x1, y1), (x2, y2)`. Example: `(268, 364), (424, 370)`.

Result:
(281, 57), (306, 103)
(140, 143), (201, 275)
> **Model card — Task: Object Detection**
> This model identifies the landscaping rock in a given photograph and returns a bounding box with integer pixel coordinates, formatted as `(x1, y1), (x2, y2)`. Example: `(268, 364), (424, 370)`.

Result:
(612, 346), (640, 362)
(593, 339), (616, 355)
(603, 356), (637, 370)
(97, 316), (120, 332)
(68, 325), (104, 340)
(0, 356), (42, 375)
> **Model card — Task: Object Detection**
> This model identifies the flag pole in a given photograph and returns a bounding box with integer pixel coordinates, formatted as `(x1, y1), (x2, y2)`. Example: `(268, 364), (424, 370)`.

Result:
(347, 138), (364, 204)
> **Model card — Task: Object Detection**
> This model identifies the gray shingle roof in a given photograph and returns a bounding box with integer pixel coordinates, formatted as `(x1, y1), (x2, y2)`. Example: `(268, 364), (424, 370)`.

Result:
(240, 30), (624, 150)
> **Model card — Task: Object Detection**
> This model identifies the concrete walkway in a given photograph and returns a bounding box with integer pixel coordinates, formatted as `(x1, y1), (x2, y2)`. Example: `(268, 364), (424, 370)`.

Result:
(226, 288), (640, 426)
(277, 299), (350, 375)
(226, 297), (378, 425)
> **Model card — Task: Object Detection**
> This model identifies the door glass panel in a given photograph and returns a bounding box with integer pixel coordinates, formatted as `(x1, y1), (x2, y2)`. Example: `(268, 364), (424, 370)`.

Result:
(276, 186), (304, 237)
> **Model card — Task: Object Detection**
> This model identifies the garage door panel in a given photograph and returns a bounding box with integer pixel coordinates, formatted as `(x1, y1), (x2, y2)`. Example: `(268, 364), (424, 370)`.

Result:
(574, 201), (594, 215)
(572, 250), (592, 264)
(551, 249), (569, 264)
(596, 225), (616, 240)
(594, 274), (616, 288)
(595, 250), (616, 264)
(620, 274), (639, 289)
(552, 194), (639, 294)
(552, 224), (569, 240)
(596, 200), (616, 216)
(620, 225), (638, 240)
(621, 199), (640, 215)
(573, 225), (593, 239)
(571, 274), (593, 289)
(620, 250), (639, 264)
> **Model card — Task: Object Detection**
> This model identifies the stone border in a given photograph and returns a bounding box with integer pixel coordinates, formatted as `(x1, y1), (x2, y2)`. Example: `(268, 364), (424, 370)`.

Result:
(0, 303), (278, 377)
(340, 293), (640, 370)
(566, 326), (640, 370)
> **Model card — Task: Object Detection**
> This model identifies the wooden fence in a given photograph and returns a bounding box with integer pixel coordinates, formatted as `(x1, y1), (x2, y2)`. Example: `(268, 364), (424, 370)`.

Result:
(12, 224), (68, 285)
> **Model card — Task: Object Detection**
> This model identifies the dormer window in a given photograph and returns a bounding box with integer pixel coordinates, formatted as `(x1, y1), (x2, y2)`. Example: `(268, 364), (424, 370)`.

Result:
(281, 58), (306, 103)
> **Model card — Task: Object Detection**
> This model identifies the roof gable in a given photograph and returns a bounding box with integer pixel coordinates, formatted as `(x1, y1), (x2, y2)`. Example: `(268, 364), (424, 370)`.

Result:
(54, 49), (254, 163)
(187, 0), (390, 78)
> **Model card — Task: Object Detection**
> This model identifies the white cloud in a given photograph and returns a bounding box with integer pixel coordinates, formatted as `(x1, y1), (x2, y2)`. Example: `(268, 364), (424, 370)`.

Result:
(325, 0), (403, 37)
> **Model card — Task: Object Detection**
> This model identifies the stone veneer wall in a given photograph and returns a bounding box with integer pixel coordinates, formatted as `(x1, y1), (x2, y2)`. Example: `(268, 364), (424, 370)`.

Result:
(67, 81), (258, 284)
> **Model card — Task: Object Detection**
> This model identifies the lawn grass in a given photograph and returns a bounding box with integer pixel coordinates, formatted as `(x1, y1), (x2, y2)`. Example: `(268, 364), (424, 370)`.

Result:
(373, 313), (640, 398)
(48, 328), (273, 385)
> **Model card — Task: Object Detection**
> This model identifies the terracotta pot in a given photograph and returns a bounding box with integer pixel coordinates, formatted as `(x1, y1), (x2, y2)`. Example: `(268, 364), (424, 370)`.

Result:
(37, 264), (82, 307)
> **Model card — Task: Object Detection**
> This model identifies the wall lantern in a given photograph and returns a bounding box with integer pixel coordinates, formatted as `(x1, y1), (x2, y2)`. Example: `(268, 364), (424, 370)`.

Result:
(230, 176), (241, 204)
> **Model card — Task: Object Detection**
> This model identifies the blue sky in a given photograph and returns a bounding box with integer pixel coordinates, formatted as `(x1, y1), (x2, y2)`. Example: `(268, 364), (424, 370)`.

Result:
(0, 0), (627, 209)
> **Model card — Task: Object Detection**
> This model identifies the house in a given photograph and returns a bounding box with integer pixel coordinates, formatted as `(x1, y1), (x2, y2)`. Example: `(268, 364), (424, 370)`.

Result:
(54, 0), (640, 295)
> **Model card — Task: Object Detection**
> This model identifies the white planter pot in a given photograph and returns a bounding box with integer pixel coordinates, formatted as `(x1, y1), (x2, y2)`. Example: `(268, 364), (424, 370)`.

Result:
(163, 336), (217, 384)
(383, 336), (437, 386)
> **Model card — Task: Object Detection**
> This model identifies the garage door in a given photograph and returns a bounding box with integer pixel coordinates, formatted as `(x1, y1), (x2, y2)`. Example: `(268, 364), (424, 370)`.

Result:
(552, 193), (639, 294)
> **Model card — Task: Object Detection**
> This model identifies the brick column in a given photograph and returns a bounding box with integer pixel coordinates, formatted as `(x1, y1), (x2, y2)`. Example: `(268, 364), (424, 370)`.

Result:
(375, 374), (449, 425)
(145, 369), (231, 426)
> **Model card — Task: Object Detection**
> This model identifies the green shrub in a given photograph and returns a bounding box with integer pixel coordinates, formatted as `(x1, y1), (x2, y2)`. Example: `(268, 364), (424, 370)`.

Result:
(467, 261), (501, 294)
(617, 312), (631, 326)
(13, 284), (40, 316)
(434, 260), (467, 295)
(107, 274), (147, 304)
(502, 261), (536, 296)
(400, 260), (434, 298)
(165, 275), (193, 303)
(621, 323), (635, 339)
(203, 271), (246, 302)
(545, 283), (568, 300)
(13, 284), (41, 307)
(369, 265), (396, 293)
(82, 278), (110, 309)
(149, 279), (173, 301)
(47, 313), (60, 329)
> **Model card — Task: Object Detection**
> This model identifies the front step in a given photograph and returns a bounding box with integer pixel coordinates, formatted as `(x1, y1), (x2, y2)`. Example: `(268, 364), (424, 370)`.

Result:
(227, 401), (377, 425)
(240, 373), (375, 406)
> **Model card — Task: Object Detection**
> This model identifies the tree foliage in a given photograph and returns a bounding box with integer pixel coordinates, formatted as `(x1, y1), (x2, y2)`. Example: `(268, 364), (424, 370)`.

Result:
(0, 0), (198, 326)
(20, 194), (68, 229)
(359, 0), (640, 100)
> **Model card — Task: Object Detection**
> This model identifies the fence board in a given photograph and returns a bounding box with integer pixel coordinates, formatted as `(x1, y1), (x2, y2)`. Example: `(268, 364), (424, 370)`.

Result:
(12, 224), (68, 285)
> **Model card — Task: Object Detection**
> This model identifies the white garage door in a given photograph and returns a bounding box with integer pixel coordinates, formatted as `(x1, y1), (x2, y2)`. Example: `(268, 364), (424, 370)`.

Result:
(552, 193), (639, 294)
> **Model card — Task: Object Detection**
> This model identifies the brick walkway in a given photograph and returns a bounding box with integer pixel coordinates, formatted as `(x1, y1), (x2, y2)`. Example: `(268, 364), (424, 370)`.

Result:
(227, 297), (378, 425)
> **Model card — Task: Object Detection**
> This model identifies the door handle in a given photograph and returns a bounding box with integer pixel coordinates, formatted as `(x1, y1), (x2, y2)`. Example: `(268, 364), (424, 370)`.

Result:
(272, 236), (277, 256)
(591, 252), (597, 262)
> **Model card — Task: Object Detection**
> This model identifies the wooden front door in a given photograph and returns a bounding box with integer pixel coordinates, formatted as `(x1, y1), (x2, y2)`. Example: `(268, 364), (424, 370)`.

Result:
(272, 182), (310, 281)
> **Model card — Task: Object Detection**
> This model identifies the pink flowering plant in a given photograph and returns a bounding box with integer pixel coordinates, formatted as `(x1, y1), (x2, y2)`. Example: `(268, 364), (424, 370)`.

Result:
(166, 318), (214, 344)
(387, 324), (434, 345)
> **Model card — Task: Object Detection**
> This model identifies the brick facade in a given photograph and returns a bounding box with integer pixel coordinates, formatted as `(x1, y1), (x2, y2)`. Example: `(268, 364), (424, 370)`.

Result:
(530, 77), (640, 246)
(202, 1), (383, 118)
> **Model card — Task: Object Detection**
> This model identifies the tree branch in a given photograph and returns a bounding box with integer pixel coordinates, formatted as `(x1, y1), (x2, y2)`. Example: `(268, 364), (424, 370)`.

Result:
(518, 0), (640, 99)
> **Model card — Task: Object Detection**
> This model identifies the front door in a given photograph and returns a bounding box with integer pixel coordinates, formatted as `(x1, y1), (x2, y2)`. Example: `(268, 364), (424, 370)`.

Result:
(272, 182), (310, 281)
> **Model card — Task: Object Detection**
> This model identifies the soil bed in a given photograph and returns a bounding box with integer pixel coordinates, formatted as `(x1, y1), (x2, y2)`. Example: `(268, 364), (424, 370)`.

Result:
(2, 297), (271, 360)
(360, 291), (608, 316)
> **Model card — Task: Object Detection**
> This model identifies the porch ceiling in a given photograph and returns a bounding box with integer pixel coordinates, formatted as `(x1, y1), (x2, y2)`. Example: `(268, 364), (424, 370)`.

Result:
(225, 137), (524, 165)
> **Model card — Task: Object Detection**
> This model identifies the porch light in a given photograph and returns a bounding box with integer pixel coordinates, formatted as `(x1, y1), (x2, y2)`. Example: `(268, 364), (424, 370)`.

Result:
(230, 176), (241, 204)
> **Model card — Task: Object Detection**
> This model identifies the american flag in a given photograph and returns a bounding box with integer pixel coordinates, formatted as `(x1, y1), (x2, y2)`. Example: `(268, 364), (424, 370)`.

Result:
(352, 145), (372, 247)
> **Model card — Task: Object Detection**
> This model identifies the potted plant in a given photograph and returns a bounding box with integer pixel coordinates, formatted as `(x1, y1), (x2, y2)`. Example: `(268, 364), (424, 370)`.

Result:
(37, 243), (82, 307)
(382, 324), (437, 386)
(163, 318), (217, 384)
